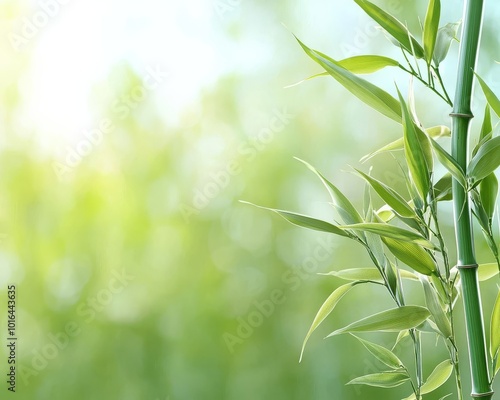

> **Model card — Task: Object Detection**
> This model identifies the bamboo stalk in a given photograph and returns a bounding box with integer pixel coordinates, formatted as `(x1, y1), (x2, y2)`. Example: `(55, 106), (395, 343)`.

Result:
(451, 0), (493, 398)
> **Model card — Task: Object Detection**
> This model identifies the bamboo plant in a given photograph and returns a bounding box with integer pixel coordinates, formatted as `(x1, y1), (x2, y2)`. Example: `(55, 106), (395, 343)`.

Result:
(244, 0), (500, 398)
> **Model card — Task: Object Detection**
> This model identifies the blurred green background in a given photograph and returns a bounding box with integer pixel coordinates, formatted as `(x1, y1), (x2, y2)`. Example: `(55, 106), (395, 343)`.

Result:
(1, 0), (500, 399)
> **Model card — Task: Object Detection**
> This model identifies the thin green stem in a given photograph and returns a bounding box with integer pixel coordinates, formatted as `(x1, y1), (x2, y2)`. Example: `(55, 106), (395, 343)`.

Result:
(398, 64), (452, 106)
(433, 67), (454, 106)
(450, 339), (464, 400)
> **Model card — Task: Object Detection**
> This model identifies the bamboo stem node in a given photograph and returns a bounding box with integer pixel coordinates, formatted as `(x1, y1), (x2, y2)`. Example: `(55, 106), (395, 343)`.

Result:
(456, 263), (479, 270)
(450, 112), (474, 119)
(471, 391), (495, 398)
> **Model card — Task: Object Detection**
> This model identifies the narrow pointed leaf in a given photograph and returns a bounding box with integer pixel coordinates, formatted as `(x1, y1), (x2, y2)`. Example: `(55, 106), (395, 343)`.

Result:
(347, 371), (410, 388)
(479, 173), (498, 219)
(355, 169), (416, 218)
(363, 176), (372, 218)
(295, 37), (402, 122)
(337, 55), (400, 74)
(340, 223), (437, 249)
(433, 173), (453, 201)
(468, 136), (500, 183)
(477, 263), (499, 281)
(408, 84), (434, 173)
(423, 0), (441, 63)
(420, 360), (454, 394)
(429, 137), (467, 188)
(241, 202), (349, 237)
(490, 289), (500, 360)
(475, 73), (500, 118)
(322, 268), (418, 282)
(353, 0), (424, 58)
(295, 158), (363, 224)
(385, 262), (398, 296)
(365, 229), (387, 268)
(480, 104), (493, 143)
(393, 330), (410, 349)
(382, 237), (437, 275)
(285, 72), (329, 89)
(427, 125), (452, 139)
(433, 22), (460, 66)
(404, 360), (453, 399)
(472, 190), (491, 232)
(287, 55), (401, 88)
(397, 88), (431, 200)
(473, 132), (493, 159)
(420, 276), (452, 338)
(326, 306), (431, 336)
(353, 335), (404, 369)
(300, 283), (358, 361)
(361, 125), (450, 162)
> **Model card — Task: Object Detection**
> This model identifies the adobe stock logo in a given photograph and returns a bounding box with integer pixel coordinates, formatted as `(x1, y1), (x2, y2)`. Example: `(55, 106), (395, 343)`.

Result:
(213, 0), (242, 20)
(52, 65), (169, 180)
(179, 107), (295, 222)
(8, 0), (73, 52)
(19, 269), (135, 386)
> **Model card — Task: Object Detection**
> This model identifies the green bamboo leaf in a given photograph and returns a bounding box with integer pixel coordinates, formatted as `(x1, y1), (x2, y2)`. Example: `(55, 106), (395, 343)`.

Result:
(363, 174), (372, 218)
(433, 22), (461, 66)
(361, 125), (450, 162)
(326, 306), (431, 336)
(490, 289), (500, 360)
(352, 335), (404, 369)
(430, 274), (449, 306)
(404, 360), (453, 399)
(354, 169), (416, 218)
(471, 189), (491, 233)
(397, 88), (431, 200)
(433, 173), (453, 201)
(382, 237), (437, 275)
(285, 72), (329, 89)
(295, 37), (402, 122)
(423, 0), (441, 64)
(287, 55), (401, 88)
(365, 228), (388, 268)
(338, 55), (400, 74)
(479, 173), (498, 220)
(353, 0), (424, 58)
(420, 276), (452, 338)
(478, 263), (499, 281)
(393, 330), (410, 350)
(468, 136), (500, 183)
(376, 205), (395, 222)
(408, 84), (434, 174)
(300, 283), (359, 362)
(385, 262), (398, 296)
(473, 132), (493, 160)
(240, 202), (350, 237)
(421, 360), (454, 395)
(340, 222), (437, 249)
(322, 268), (418, 282)
(475, 73), (500, 118)
(427, 125), (452, 139)
(295, 158), (364, 225)
(421, 360), (454, 394)
(480, 104), (493, 143)
(429, 137), (467, 188)
(416, 318), (441, 334)
(347, 371), (410, 388)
